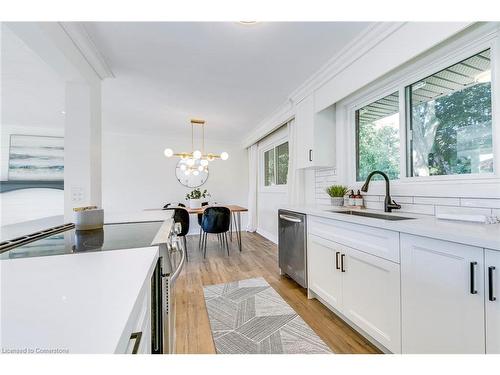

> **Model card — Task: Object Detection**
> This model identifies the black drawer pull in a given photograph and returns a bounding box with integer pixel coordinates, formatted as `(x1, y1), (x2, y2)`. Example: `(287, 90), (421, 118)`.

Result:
(470, 262), (478, 295)
(335, 252), (340, 270)
(309, 149), (313, 162)
(489, 266), (496, 302)
(341, 254), (346, 273)
(130, 331), (142, 354)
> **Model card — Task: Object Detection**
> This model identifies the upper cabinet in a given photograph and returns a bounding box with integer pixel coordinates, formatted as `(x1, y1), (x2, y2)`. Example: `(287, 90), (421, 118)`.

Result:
(295, 95), (336, 169)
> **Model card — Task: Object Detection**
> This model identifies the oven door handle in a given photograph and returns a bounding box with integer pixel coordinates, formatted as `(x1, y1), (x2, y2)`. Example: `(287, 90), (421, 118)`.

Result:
(169, 239), (186, 283)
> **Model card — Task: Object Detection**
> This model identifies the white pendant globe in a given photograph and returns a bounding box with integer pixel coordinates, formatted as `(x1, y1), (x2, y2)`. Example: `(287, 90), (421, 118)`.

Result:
(200, 159), (209, 166)
(186, 158), (195, 166)
(220, 152), (229, 160)
(193, 170), (199, 176)
(164, 148), (174, 157)
(193, 150), (202, 159)
(180, 164), (187, 171)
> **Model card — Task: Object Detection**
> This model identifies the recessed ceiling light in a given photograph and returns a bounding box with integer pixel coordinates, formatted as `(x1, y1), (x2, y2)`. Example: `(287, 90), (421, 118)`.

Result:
(238, 21), (259, 25)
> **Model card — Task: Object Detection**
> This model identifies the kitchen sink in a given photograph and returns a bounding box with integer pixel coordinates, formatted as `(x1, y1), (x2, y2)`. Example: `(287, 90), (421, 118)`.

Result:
(330, 210), (415, 221)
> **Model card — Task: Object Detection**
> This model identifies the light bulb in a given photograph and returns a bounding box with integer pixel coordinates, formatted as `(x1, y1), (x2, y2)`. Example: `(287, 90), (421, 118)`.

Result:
(180, 164), (187, 171)
(193, 170), (199, 176)
(200, 159), (209, 166)
(164, 148), (174, 157)
(220, 152), (229, 160)
(193, 150), (202, 159)
(184, 170), (190, 176)
(186, 158), (195, 166)
(198, 165), (204, 172)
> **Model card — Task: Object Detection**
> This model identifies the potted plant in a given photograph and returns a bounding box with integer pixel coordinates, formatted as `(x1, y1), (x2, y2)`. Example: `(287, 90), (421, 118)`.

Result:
(326, 185), (348, 207)
(185, 188), (210, 209)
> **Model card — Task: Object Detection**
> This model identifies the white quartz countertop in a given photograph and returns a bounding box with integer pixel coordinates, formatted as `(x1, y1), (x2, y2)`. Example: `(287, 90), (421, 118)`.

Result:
(0, 247), (159, 354)
(281, 205), (500, 251)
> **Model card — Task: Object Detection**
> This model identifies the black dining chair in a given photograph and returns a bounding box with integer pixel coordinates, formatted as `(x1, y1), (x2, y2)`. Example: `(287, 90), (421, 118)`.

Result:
(197, 202), (209, 251)
(163, 206), (190, 261)
(163, 202), (186, 209)
(200, 206), (231, 258)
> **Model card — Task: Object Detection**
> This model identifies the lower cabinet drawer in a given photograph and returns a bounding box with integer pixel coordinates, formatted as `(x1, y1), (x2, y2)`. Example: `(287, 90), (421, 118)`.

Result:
(308, 216), (400, 263)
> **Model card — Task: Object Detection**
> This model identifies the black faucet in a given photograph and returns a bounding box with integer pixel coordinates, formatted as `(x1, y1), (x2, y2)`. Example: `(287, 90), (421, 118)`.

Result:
(360, 171), (401, 213)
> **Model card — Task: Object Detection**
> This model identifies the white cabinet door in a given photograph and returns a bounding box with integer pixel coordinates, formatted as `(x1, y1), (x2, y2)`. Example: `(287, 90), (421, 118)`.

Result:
(342, 246), (401, 353)
(485, 249), (500, 354)
(295, 95), (315, 169)
(401, 234), (485, 354)
(307, 234), (342, 310)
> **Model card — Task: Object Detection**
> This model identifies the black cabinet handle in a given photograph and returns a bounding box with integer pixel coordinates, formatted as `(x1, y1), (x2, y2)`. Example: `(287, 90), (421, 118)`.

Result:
(130, 331), (142, 354)
(470, 262), (478, 295)
(309, 149), (313, 162)
(341, 254), (346, 272)
(489, 266), (496, 302)
(335, 252), (340, 270)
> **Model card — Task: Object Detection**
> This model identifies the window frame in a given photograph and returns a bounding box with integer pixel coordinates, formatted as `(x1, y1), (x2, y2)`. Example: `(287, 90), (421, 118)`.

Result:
(342, 25), (499, 191)
(259, 133), (289, 192)
(354, 90), (402, 182)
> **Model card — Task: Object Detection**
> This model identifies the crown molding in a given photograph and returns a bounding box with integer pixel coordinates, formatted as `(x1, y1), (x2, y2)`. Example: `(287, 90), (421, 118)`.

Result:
(288, 22), (405, 105)
(59, 22), (114, 80)
(241, 99), (294, 148)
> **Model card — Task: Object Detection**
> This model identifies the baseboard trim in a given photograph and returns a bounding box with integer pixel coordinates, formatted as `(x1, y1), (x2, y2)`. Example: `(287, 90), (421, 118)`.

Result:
(256, 228), (277, 244)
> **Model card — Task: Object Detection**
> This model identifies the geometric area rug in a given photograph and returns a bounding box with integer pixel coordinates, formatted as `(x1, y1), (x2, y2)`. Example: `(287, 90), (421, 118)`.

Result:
(203, 277), (332, 354)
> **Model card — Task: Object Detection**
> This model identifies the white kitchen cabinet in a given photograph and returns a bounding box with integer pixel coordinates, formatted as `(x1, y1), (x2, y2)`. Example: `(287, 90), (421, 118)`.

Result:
(295, 95), (335, 169)
(308, 231), (401, 353)
(485, 249), (500, 354)
(120, 274), (153, 354)
(401, 234), (485, 354)
(342, 246), (401, 353)
(308, 234), (343, 310)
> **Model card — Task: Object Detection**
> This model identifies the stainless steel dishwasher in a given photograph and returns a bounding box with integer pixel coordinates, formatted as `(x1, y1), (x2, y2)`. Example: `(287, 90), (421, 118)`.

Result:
(278, 210), (307, 288)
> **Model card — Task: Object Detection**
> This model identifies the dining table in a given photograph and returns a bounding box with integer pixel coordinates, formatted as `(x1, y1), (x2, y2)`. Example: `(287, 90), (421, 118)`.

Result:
(145, 205), (248, 252)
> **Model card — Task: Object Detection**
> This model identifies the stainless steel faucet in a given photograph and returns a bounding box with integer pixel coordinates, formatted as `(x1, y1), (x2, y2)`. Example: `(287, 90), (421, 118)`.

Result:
(360, 171), (401, 213)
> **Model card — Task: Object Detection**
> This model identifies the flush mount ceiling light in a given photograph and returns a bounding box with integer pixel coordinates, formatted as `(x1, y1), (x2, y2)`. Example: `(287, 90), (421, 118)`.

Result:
(164, 119), (229, 167)
(238, 21), (259, 25)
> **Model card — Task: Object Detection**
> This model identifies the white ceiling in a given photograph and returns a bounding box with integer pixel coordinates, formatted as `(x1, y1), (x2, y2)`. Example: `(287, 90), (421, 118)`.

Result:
(1, 25), (65, 129)
(84, 22), (371, 141)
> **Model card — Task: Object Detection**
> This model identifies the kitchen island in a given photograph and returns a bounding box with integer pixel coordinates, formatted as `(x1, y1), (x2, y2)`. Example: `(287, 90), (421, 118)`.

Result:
(1, 246), (158, 354)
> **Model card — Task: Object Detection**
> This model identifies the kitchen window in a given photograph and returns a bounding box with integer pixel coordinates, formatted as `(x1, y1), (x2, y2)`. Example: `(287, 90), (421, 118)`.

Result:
(407, 49), (493, 177)
(263, 141), (289, 186)
(355, 92), (400, 181)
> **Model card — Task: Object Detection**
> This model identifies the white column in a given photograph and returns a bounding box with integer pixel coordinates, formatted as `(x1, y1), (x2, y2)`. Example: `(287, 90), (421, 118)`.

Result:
(64, 81), (102, 221)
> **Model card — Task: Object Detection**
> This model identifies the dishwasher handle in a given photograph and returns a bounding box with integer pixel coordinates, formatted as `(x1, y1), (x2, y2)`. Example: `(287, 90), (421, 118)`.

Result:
(279, 214), (302, 223)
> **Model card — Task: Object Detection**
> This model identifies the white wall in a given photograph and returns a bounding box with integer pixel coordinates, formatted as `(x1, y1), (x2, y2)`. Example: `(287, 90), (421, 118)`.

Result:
(101, 130), (248, 234)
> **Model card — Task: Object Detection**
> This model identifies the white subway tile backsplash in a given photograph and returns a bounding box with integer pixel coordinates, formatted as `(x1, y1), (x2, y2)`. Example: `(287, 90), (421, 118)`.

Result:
(435, 205), (492, 216)
(362, 195), (381, 202)
(392, 195), (414, 204)
(399, 203), (435, 216)
(460, 198), (500, 209)
(413, 196), (460, 206)
(313, 170), (498, 217)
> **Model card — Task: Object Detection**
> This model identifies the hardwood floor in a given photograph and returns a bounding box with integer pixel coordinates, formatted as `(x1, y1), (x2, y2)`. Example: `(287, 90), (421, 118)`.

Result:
(175, 231), (381, 354)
